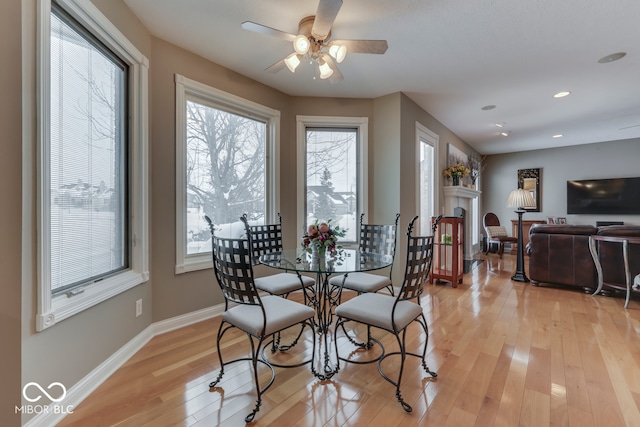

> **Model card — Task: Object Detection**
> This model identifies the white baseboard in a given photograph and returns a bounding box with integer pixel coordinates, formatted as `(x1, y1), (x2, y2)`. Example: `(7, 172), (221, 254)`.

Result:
(23, 303), (224, 427)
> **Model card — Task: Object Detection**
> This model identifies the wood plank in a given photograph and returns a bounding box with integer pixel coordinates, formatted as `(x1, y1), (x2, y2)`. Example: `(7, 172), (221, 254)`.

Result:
(55, 256), (640, 426)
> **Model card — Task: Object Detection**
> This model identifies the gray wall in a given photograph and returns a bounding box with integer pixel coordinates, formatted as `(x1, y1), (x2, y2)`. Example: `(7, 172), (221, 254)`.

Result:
(2, 0), (23, 425)
(482, 138), (640, 229)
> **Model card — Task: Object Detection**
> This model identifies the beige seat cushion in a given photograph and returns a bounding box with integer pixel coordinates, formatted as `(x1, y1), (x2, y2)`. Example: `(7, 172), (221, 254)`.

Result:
(485, 225), (508, 238)
(329, 272), (391, 293)
(335, 293), (422, 332)
(223, 295), (315, 336)
(254, 272), (314, 295)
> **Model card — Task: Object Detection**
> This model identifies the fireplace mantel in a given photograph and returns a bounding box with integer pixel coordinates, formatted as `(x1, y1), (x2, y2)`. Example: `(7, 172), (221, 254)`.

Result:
(443, 185), (481, 199)
(442, 186), (481, 260)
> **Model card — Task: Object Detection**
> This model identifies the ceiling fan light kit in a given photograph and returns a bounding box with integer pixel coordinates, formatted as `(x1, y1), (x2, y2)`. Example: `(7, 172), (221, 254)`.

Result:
(242, 0), (387, 82)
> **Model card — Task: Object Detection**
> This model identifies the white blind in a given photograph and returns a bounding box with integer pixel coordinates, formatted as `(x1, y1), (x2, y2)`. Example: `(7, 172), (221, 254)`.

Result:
(49, 7), (127, 293)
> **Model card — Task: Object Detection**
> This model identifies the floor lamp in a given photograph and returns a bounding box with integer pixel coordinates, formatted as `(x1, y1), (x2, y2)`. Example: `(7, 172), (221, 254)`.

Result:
(507, 188), (537, 282)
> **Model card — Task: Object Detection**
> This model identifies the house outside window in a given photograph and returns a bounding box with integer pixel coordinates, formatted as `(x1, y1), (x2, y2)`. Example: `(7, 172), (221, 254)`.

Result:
(175, 75), (279, 273)
(36, 0), (149, 330)
(297, 116), (368, 244)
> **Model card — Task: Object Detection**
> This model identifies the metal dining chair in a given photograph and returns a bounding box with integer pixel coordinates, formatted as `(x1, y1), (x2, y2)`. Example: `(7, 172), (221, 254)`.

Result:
(240, 213), (316, 351)
(333, 215), (439, 413)
(329, 213), (400, 296)
(204, 216), (316, 423)
(241, 213), (315, 298)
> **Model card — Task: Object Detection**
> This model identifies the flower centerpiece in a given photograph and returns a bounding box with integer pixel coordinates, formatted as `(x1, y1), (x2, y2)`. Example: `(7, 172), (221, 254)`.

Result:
(443, 162), (470, 186)
(301, 219), (346, 258)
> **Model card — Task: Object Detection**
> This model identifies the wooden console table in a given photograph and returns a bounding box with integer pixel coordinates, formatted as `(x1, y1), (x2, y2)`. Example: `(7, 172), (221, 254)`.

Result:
(511, 219), (546, 252)
(589, 235), (640, 308)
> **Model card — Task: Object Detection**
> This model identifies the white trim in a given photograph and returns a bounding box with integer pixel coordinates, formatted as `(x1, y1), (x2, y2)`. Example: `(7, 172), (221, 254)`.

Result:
(175, 74), (280, 274)
(295, 115), (369, 239)
(152, 304), (225, 335)
(23, 302), (225, 427)
(415, 122), (440, 234)
(36, 0), (149, 331)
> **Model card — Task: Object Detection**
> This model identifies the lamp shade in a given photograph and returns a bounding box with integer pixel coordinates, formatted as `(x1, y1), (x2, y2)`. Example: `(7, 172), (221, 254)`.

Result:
(507, 188), (536, 209)
(284, 53), (301, 73)
(293, 35), (310, 55)
(318, 61), (334, 79)
(329, 44), (347, 63)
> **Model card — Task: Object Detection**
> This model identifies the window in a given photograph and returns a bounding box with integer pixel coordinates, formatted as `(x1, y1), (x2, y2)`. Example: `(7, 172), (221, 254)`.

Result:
(416, 123), (439, 234)
(297, 116), (368, 243)
(175, 75), (279, 273)
(37, 0), (149, 331)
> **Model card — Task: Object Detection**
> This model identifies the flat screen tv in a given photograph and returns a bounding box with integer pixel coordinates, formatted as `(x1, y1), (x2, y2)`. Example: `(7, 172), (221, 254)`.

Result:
(567, 177), (640, 215)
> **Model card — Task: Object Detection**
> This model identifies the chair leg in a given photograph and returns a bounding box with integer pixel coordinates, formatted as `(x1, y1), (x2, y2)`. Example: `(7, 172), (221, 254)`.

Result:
(209, 322), (231, 388)
(390, 329), (412, 412)
(245, 335), (263, 423)
(416, 314), (437, 378)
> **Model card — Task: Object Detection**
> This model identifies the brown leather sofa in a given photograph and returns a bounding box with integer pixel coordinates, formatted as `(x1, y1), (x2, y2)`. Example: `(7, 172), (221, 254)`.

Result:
(526, 224), (640, 293)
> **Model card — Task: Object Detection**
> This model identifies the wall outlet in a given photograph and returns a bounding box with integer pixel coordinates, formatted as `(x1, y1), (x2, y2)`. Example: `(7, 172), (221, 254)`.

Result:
(136, 299), (142, 317)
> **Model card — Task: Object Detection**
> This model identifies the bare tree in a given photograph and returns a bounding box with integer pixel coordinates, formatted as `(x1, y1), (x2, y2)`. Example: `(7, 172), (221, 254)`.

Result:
(186, 101), (265, 224)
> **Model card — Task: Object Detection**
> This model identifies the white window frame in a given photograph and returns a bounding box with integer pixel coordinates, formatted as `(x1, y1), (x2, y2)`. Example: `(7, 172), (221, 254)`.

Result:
(36, 0), (149, 331)
(175, 74), (280, 274)
(296, 116), (368, 243)
(415, 122), (440, 234)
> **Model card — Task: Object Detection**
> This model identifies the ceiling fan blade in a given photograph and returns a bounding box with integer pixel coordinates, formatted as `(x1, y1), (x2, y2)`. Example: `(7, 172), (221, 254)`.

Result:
(241, 21), (296, 42)
(329, 39), (388, 54)
(323, 54), (344, 83)
(312, 0), (343, 40)
(265, 58), (287, 73)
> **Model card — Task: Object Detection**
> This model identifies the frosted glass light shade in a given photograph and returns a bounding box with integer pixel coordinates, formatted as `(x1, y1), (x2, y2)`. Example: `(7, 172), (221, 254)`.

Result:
(319, 61), (334, 79)
(293, 35), (310, 55)
(284, 53), (301, 73)
(329, 44), (347, 63)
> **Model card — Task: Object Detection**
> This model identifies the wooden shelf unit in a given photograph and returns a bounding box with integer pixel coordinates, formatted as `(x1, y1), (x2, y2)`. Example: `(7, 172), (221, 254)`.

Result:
(431, 216), (463, 288)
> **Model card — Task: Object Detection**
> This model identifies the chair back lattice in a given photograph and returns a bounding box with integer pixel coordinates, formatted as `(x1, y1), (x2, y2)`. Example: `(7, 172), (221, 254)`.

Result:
(205, 216), (261, 307)
(240, 213), (284, 266)
(359, 213), (401, 257)
(396, 216), (439, 302)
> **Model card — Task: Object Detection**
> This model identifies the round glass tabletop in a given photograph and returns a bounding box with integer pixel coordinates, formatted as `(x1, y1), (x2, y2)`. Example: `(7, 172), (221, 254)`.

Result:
(259, 249), (392, 274)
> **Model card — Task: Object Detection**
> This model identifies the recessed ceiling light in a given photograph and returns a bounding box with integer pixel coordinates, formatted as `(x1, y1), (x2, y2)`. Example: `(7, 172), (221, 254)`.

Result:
(554, 91), (571, 98)
(553, 134), (563, 138)
(481, 105), (496, 111)
(495, 123), (504, 127)
(598, 52), (626, 64)
(500, 131), (509, 137)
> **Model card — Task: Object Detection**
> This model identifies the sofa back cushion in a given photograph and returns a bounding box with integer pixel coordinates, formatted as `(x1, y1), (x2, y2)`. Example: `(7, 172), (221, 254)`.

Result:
(527, 226), (597, 288)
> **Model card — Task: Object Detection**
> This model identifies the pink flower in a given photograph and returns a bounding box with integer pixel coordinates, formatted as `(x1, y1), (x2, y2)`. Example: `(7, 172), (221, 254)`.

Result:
(307, 224), (318, 237)
(318, 222), (330, 234)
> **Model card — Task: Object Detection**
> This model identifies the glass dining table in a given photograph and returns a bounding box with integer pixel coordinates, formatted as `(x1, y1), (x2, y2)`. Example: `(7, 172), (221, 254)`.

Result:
(259, 248), (393, 380)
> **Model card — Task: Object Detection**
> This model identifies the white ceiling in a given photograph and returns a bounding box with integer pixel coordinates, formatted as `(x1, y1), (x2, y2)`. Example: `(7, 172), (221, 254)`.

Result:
(122, 0), (640, 155)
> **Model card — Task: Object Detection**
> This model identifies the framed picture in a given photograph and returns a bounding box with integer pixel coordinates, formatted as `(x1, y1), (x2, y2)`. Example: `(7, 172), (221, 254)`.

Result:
(557, 217), (567, 224)
(447, 143), (468, 165)
(517, 168), (541, 212)
(547, 217), (556, 224)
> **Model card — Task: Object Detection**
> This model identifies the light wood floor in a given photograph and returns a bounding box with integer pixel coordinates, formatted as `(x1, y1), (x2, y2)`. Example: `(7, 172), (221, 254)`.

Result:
(58, 254), (640, 427)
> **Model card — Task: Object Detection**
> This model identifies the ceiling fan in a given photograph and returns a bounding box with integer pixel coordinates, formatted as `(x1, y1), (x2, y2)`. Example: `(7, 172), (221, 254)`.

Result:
(241, 0), (388, 82)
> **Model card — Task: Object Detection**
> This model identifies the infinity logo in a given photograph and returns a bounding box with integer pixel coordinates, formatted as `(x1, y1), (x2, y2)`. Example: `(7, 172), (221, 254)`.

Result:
(23, 382), (67, 403)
